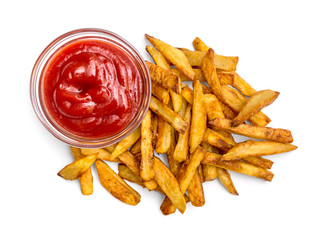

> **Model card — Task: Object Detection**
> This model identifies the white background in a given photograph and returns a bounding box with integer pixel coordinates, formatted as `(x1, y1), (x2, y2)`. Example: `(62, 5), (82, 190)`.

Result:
(1, 0), (328, 239)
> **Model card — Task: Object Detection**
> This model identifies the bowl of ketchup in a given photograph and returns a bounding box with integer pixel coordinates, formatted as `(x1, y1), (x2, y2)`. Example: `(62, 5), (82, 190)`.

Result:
(30, 28), (151, 148)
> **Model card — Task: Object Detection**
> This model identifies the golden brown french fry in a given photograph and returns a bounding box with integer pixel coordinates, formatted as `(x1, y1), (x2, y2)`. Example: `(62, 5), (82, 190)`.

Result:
(149, 96), (188, 134)
(221, 140), (297, 161)
(229, 72), (257, 97)
(182, 49), (238, 71)
(171, 68), (203, 82)
(217, 99), (238, 120)
(156, 117), (172, 154)
(70, 147), (93, 195)
(193, 37), (210, 52)
(81, 148), (113, 162)
(152, 82), (170, 105)
(110, 126), (141, 161)
(58, 154), (97, 180)
(202, 164), (218, 182)
(118, 164), (144, 187)
(104, 143), (118, 153)
(170, 91), (183, 113)
(202, 128), (235, 151)
(209, 118), (293, 143)
(243, 156), (273, 170)
(187, 170), (205, 206)
(189, 80), (207, 153)
(181, 84), (193, 105)
(177, 97), (187, 119)
(96, 160), (141, 205)
(176, 146), (207, 193)
(203, 152), (274, 181)
(143, 180), (158, 191)
(118, 151), (140, 176)
(232, 90), (280, 127)
(146, 61), (180, 93)
(140, 110), (155, 183)
(204, 94), (225, 120)
(153, 157), (186, 213)
(174, 104), (192, 162)
(167, 125), (181, 176)
(217, 168), (238, 195)
(160, 194), (189, 215)
(145, 34), (196, 81)
(201, 48), (270, 127)
(130, 139), (141, 155)
(146, 45), (171, 69)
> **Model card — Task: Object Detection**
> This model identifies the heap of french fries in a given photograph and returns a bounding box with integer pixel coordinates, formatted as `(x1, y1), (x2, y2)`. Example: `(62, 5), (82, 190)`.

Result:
(58, 35), (297, 215)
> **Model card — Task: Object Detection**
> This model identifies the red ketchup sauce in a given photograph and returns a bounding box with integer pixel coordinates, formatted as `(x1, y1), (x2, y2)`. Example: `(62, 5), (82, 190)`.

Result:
(42, 39), (143, 139)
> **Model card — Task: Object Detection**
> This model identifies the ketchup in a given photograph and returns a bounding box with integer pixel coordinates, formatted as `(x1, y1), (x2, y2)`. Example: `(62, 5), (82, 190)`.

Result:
(42, 39), (143, 139)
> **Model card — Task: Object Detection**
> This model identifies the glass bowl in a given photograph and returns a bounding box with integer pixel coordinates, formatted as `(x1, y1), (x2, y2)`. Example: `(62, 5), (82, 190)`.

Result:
(30, 28), (151, 148)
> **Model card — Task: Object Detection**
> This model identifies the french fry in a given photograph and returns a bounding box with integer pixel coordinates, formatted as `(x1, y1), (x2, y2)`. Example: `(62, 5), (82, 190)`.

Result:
(182, 49), (238, 71)
(176, 146), (207, 193)
(171, 68), (204, 82)
(156, 117), (172, 153)
(149, 96), (188, 134)
(193, 37), (210, 52)
(229, 72), (257, 97)
(201, 48), (270, 127)
(202, 128), (235, 151)
(181, 84), (193, 105)
(217, 168), (238, 195)
(243, 156), (273, 170)
(203, 152), (274, 181)
(96, 160), (141, 205)
(217, 99), (238, 120)
(221, 140), (297, 161)
(153, 157), (186, 213)
(177, 97), (187, 119)
(117, 151), (140, 176)
(140, 110), (155, 182)
(110, 126), (141, 161)
(232, 90), (280, 127)
(152, 113), (159, 144)
(58, 154), (97, 180)
(145, 34), (196, 81)
(202, 164), (218, 182)
(81, 148), (115, 162)
(143, 180), (158, 191)
(130, 139), (141, 155)
(70, 147), (93, 195)
(209, 118), (293, 143)
(187, 170), (205, 207)
(174, 104), (192, 162)
(146, 45), (171, 69)
(146, 61), (180, 93)
(170, 91), (183, 113)
(167, 125), (181, 176)
(160, 194), (189, 215)
(189, 80), (207, 153)
(118, 164), (144, 187)
(152, 82), (170, 105)
(104, 143), (118, 153)
(204, 94), (225, 120)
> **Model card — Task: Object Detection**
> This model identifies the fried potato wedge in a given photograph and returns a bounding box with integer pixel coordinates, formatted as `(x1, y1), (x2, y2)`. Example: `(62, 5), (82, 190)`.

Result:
(118, 151), (140, 176)
(202, 164), (218, 182)
(160, 194), (190, 215)
(201, 49), (270, 127)
(58, 154), (97, 180)
(217, 99), (238, 120)
(189, 80), (207, 153)
(167, 124), (181, 176)
(193, 37), (210, 52)
(187, 170), (205, 207)
(150, 96), (188, 133)
(81, 148), (114, 162)
(170, 91), (183, 113)
(152, 82), (170, 105)
(70, 147), (93, 195)
(143, 180), (158, 191)
(176, 146), (207, 193)
(140, 110), (155, 182)
(104, 143), (118, 153)
(118, 164), (144, 187)
(204, 94), (225, 120)
(174, 104), (192, 162)
(203, 152), (274, 181)
(110, 126), (141, 161)
(232, 90), (280, 127)
(96, 160), (141, 205)
(156, 117), (172, 154)
(217, 168), (238, 195)
(210, 118), (293, 143)
(182, 49), (238, 71)
(230, 72), (257, 97)
(130, 139), (141, 155)
(146, 61), (180, 93)
(202, 128), (235, 151)
(181, 84), (194, 105)
(145, 34), (196, 81)
(153, 157), (186, 213)
(146, 45), (171, 69)
(243, 156), (273, 170)
(221, 140), (297, 161)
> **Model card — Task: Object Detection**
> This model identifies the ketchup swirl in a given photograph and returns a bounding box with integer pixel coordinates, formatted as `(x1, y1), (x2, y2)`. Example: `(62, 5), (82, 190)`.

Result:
(43, 39), (143, 138)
